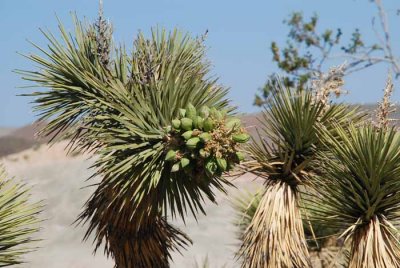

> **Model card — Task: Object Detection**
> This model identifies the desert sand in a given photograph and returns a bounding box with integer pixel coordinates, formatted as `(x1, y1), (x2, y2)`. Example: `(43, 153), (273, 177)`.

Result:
(2, 141), (261, 268)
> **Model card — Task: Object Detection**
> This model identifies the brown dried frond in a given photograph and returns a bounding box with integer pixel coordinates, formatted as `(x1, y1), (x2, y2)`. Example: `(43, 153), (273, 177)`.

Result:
(80, 185), (191, 268)
(107, 217), (191, 268)
(313, 64), (347, 107)
(238, 181), (311, 268)
(375, 72), (396, 130)
(347, 216), (400, 268)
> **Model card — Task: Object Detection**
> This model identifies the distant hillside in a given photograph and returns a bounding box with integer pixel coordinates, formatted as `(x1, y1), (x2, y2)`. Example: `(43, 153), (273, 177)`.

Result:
(0, 104), (398, 157)
(0, 121), (48, 157)
(0, 127), (15, 138)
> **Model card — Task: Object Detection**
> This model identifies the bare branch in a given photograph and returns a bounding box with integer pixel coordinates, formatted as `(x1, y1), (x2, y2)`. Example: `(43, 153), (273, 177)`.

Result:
(373, 0), (400, 76)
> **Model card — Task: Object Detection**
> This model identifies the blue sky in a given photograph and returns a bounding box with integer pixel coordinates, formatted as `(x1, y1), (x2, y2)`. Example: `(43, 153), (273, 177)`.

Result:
(0, 0), (399, 126)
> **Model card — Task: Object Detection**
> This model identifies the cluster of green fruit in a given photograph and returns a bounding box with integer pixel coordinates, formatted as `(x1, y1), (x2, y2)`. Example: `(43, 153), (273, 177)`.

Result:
(164, 103), (250, 178)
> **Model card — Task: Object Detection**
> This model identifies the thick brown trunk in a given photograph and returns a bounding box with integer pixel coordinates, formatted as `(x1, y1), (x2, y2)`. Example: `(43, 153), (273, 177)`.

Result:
(81, 186), (191, 268)
(349, 216), (400, 268)
(107, 216), (190, 268)
(239, 181), (311, 268)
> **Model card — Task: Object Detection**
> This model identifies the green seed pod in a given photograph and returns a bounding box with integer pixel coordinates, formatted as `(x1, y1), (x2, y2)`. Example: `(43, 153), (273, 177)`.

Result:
(171, 162), (181, 172)
(232, 133), (250, 143)
(199, 149), (209, 158)
(203, 118), (215, 132)
(197, 116), (204, 129)
(179, 108), (186, 118)
(165, 150), (177, 161)
(199, 105), (210, 118)
(192, 116), (199, 129)
(226, 118), (241, 131)
(172, 119), (181, 129)
(199, 132), (212, 142)
(205, 159), (218, 176)
(182, 131), (193, 140)
(186, 137), (201, 150)
(216, 158), (227, 172)
(165, 125), (172, 133)
(209, 107), (218, 118)
(220, 109), (228, 118)
(186, 103), (197, 120)
(181, 117), (193, 131)
(236, 151), (245, 161)
(193, 116), (204, 129)
(214, 111), (223, 121)
(180, 157), (190, 169)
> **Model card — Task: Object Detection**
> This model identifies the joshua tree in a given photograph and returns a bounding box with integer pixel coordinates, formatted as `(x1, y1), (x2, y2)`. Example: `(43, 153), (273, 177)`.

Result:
(19, 10), (248, 268)
(0, 166), (42, 267)
(233, 186), (348, 267)
(313, 124), (400, 267)
(310, 76), (400, 268)
(237, 73), (363, 267)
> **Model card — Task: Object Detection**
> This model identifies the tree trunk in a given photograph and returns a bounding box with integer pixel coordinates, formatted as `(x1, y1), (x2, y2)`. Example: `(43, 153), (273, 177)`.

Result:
(80, 186), (191, 268)
(107, 216), (190, 268)
(349, 215), (400, 268)
(238, 181), (311, 268)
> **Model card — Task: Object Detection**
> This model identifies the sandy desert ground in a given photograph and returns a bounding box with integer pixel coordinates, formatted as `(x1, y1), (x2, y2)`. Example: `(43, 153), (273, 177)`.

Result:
(1, 141), (262, 268)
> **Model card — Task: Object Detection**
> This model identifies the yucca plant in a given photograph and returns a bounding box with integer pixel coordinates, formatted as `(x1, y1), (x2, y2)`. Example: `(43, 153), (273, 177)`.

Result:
(312, 123), (400, 267)
(0, 165), (42, 267)
(308, 75), (400, 268)
(19, 11), (248, 267)
(237, 79), (363, 268)
(233, 189), (346, 267)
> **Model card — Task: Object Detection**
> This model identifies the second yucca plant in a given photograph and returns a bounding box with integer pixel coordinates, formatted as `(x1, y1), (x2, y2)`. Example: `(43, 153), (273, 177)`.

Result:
(313, 123), (400, 267)
(237, 77), (362, 267)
